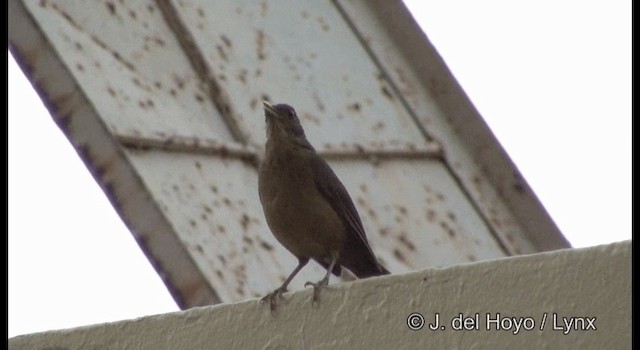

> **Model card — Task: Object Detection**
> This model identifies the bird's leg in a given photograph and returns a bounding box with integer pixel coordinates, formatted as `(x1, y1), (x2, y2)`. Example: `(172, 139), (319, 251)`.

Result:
(261, 257), (309, 313)
(304, 252), (338, 305)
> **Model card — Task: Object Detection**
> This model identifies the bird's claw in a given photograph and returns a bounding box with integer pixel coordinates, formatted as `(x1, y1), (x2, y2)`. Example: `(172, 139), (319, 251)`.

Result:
(260, 287), (287, 313)
(304, 279), (329, 307)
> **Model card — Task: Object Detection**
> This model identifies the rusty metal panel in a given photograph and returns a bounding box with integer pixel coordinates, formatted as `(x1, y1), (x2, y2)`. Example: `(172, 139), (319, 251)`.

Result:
(165, 0), (429, 152)
(10, 0), (568, 308)
(335, 0), (569, 253)
(330, 158), (507, 271)
(125, 149), (506, 301)
(20, 0), (234, 142)
(125, 150), (339, 300)
(8, 0), (223, 308)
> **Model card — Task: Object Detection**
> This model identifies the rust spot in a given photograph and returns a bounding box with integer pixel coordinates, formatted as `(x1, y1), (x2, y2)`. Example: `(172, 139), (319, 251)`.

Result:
(243, 236), (254, 245)
(154, 37), (166, 47)
(74, 42), (82, 50)
(39, 0), (47, 7)
(250, 98), (258, 110)
(466, 254), (476, 262)
(189, 219), (197, 228)
(367, 208), (376, 218)
(195, 244), (204, 253)
(222, 197), (231, 206)
(194, 161), (202, 169)
(217, 225), (226, 233)
(398, 234), (416, 251)
(203, 205), (213, 214)
(221, 34), (232, 48)
(107, 86), (116, 96)
(129, 9), (137, 20)
(347, 102), (361, 112)
(195, 93), (205, 103)
(393, 248), (407, 263)
(75, 63), (84, 72)
(312, 94), (325, 112)
(240, 214), (250, 230)
(105, 1), (116, 15)
(197, 7), (205, 18)
(170, 89), (177, 96)
(379, 227), (390, 236)
(397, 206), (408, 215)
(210, 185), (219, 193)
(255, 29), (266, 60)
(316, 16), (330, 31)
(215, 270), (224, 279)
(260, 241), (274, 251)
(217, 254), (227, 265)
(237, 69), (248, 84)
(447, 211), (457, 222)
(381, 85), (393, 100)
(216, 45), (228, 61)
(173, 75), (186, 90)
(440, 221), (456, 238)
(359, 184), (368, 193)
(301, 10), (309, 19)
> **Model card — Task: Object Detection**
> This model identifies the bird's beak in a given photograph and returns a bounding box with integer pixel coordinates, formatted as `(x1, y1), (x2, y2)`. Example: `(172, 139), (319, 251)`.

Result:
(262, 101), (278, 117)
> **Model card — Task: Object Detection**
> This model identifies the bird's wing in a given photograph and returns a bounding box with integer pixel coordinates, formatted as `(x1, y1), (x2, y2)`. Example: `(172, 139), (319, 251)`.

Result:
(308, 154), (378, 262)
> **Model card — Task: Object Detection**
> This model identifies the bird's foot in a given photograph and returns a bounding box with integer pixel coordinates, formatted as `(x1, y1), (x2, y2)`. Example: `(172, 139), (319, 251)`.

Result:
(260, 286), (287, 313)
(304, 277), (329, 307)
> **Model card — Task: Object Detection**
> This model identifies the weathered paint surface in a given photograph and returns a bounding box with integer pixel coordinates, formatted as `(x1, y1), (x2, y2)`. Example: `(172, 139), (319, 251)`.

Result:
(167, 0), (430, 152)
(9, 0), (568, 307)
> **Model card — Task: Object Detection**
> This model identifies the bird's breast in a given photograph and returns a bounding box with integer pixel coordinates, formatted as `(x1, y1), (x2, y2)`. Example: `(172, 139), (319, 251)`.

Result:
(258, 145), (345, 258)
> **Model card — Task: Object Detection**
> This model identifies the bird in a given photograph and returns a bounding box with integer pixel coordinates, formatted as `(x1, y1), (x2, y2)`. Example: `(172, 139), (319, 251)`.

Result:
(258, 101), (389, 311)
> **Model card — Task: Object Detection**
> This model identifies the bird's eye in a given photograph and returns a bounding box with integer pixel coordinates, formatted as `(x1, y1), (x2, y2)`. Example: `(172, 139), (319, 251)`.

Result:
(288, 110), (295, 118)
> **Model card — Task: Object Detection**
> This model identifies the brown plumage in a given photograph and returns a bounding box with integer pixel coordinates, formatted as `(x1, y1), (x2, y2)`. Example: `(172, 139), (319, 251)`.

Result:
(258, 101), (389, 311)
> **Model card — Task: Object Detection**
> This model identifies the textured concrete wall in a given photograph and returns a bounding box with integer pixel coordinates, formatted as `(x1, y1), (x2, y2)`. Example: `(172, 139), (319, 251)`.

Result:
(10, 241), (630, 349)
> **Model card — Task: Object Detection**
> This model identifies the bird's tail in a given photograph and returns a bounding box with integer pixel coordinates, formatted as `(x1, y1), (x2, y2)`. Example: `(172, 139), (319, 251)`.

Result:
(347, 255), (390, 278)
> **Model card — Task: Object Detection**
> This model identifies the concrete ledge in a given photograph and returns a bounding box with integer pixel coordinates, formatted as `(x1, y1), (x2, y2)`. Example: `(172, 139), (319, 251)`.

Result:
(10, 241), (630, 349)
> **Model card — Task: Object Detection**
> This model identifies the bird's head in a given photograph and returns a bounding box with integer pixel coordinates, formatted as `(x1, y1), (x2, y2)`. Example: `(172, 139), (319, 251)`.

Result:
(262, 101), (308, 143)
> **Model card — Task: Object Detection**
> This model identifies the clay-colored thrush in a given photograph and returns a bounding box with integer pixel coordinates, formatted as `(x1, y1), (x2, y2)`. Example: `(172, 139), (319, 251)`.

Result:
(258, 101), (389, 311)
